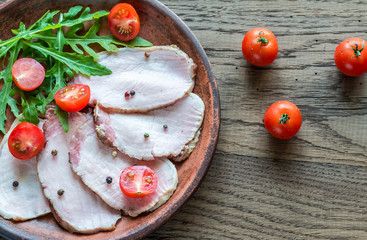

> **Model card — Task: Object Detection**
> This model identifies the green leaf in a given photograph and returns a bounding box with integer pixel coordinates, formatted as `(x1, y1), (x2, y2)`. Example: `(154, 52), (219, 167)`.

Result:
(0, 40), (18, 61)
(0, 41), (21, 134)
(37, 17), (68, 116)
(63, 6), (83, 21)
(20, 92), (42, 125)
(57, 7), (109, 28)
(34, 18), (153, 59)
(0, 5), (153, 133)
(119, 36), (153, 48)
(24, 41), (112, 76)
(0, 6), (108, 49)
(28, 10), (60, 31)
(11, 22), (26, 35)
(55, 105), (68, 132)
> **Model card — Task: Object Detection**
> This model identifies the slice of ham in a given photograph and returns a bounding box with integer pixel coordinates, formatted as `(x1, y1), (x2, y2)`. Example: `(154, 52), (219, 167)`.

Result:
(95, 93), (205, 160)
(37, 113), (121, 234)
(0, 117), (50, 221)
(70, 118), (178, 217)
(72, 45), (196, 113)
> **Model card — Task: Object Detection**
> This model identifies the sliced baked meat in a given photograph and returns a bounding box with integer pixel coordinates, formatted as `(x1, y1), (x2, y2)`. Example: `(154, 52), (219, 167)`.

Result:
(70, 118), (178, 217)
(37, 113), (121, 234)
(0, 117), (50, 221)
(72, 45), (196, 113)
(95, 93), (205, 160)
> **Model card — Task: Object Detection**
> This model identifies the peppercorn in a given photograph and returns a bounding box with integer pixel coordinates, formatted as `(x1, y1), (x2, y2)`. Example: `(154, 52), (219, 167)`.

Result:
(12, 181), (19, 188)
(57, 189), (64, 196)
(112, 150), (117, 157)
(125, 91), (131, 98)
(130, 90), (135, 96)
(51, 149), (58, 156)
(145, 52), (150, 58)
(163, 124), (168, 129)
(106, 176), (113, 184)
(144, 133), (149, 138)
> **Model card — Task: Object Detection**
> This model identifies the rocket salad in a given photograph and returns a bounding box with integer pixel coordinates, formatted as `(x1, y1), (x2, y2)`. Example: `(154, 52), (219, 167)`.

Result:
(0, 6), (152, 134)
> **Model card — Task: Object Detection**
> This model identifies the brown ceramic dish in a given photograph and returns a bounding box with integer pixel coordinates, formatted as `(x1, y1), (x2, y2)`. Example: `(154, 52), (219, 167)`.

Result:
(0, 0), (220, 239)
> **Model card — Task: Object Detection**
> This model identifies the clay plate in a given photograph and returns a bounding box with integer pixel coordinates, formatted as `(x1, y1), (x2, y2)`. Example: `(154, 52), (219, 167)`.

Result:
(0, 0), (220, 239)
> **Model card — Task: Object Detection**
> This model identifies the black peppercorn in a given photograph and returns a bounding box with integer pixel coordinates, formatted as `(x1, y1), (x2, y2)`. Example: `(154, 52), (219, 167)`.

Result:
(130, 90), (135, 96)
(12, 181), (19, 188)
(57, 189), (64, 196)
(106, 176), (113, 184)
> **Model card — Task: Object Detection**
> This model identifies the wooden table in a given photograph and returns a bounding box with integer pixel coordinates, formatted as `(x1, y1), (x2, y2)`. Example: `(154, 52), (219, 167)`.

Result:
(145, 0), (367, 239)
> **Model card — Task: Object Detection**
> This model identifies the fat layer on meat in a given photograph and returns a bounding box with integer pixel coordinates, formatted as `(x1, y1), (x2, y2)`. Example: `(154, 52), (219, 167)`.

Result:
(72, 45), (196, 113)
(95, 93), (205, 160)
(70, 118), (178, 217)
(37, 113), (121, 234)
(0, 117), (50, 221)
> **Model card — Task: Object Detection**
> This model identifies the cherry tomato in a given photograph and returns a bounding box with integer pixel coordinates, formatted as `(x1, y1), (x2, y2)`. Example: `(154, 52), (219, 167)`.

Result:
(8, 122), (44, 160)
(109, 3), (140, 41)
(334, 37), (367, 77)
(264, 101), (302, 140)
(119, 166), (158, 198)
(242, 28), (278, 66)
(54, 84), (90, 112)
(11, 58), (45, 91)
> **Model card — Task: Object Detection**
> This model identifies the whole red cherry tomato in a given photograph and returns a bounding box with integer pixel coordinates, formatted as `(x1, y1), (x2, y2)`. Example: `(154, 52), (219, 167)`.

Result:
(334, 37), (367, 77)
(264, 101), (302, 140)
(242, 28), (278, 66)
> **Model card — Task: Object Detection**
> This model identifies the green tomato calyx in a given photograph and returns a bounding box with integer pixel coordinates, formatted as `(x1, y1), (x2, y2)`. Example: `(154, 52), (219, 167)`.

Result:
(343, 40), (365, 58)
(279, 113), (290, 126)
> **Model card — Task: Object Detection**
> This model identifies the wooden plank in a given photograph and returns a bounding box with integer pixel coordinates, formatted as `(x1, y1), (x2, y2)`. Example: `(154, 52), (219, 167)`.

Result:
(147, 0), (367, 239)
(156, 0), (367, 167)
(147, 154), (367, 239)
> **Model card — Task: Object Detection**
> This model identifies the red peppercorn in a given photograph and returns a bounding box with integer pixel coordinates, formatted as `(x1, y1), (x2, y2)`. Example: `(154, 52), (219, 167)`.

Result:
(125, 91), (131, 98)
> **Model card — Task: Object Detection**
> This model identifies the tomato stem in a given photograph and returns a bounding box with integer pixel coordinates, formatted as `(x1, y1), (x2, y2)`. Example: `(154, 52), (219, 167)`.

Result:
(250, 31), (269, 55)
(257, 31), (269, 45)
(279, 114), (290, 126)
(342, 41), (365, 58)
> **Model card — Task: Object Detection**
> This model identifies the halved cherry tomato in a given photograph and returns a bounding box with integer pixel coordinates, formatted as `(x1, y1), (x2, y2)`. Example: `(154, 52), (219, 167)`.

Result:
(11, 58), (45, 91)
(119, 166), (158, 198)
(8, 122), (44, 160)
(264, 101), (302, 140)
(242, 28), (278, 66)
(109, 3), (140, 41)
(334, 37), (367, 77)
(54, 84), (90, 112)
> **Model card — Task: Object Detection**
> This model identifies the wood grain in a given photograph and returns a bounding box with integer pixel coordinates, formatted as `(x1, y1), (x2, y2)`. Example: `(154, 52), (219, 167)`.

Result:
(146, 0), (367, 239)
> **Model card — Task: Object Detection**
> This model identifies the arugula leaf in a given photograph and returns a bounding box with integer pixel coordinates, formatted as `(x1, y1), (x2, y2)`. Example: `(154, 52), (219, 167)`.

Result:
(0, 6), (153, 133)
(33, 18), (152, 59)
(0, 7), (108, 48)
(19, 92), (42, 124)
(0, 42), (22, 133)
(53, 15), (68, 131)
(24, 41), (112, 76)
(55, 105), (69, 132)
